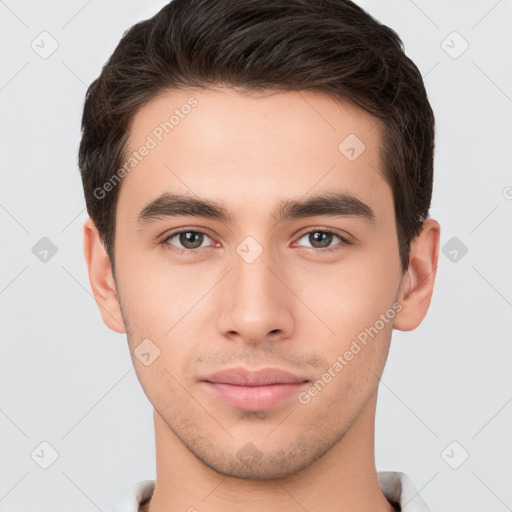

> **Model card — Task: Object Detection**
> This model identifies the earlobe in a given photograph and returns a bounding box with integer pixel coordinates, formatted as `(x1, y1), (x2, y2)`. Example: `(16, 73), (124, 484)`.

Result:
(82, 217), (126, 334)
(394, 219), (440, 332)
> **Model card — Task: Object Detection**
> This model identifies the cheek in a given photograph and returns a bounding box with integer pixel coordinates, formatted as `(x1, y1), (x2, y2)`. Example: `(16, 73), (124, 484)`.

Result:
(116, 248), (206, 335)
(130, 354), (194, 425)
(293, 251), (400, 347)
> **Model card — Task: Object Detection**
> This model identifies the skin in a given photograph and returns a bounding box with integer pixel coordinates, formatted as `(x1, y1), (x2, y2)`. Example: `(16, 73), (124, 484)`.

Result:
(83, 87), (440, 512)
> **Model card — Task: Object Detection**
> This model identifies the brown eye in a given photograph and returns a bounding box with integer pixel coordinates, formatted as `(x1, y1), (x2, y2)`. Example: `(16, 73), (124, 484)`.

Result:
(163, 230), (213, 251)
(308, 231), (334, 248)
(296, 229), (346, 251)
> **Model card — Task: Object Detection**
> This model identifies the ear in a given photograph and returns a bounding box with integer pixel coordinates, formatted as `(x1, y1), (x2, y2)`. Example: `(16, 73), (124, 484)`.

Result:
(394, 218), (440, 331)
(83, 217), (126, 334)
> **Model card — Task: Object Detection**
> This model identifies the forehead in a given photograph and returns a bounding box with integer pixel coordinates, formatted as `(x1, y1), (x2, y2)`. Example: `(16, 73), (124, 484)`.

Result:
(118, 87), (390, 221)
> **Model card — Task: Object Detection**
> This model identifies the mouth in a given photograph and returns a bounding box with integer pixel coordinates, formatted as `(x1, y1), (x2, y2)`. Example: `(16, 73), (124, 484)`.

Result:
(201, 367), (310, 411)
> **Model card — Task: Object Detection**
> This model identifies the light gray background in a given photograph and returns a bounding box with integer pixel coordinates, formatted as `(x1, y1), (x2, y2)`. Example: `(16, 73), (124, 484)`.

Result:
(1, 0), (511, 511)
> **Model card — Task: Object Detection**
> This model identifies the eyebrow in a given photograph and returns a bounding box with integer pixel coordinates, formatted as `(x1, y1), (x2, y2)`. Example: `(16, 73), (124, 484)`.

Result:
(136, 191), (375, 225)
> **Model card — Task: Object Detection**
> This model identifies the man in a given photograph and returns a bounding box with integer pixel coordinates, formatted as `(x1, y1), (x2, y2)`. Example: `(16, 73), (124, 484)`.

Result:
(79, 0), (440, 510)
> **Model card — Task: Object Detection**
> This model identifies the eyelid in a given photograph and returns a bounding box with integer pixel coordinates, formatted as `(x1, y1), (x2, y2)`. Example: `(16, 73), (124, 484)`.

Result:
(293, 226), (352, 244)
(160, 228), (217, 250)
(160, 226), (351, 254)
(292, 228), (351, 252)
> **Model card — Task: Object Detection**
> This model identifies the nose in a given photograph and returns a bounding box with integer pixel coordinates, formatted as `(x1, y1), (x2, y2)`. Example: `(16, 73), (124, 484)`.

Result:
(217, 247), (295, 345)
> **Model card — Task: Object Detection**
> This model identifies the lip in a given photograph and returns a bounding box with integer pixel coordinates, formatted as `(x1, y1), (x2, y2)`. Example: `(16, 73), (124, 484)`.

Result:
(201, 367), (309, 411)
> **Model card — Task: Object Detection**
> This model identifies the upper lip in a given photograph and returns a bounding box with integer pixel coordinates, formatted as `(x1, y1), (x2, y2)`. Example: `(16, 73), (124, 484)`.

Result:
(202, 367), (309, 386)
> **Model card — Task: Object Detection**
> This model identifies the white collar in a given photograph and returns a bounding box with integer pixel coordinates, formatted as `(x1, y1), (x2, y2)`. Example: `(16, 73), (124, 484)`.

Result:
(111, 471), (431, 512)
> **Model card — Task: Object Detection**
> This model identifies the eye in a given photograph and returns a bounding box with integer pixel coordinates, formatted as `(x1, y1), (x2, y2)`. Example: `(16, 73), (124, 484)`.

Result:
(294, 229), (349, 253)
(161, 229), (215, 253)
(160, 227), (350, 256)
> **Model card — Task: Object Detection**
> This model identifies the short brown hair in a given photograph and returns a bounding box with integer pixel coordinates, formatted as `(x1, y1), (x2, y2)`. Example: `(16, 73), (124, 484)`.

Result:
(79, 0), (435, 273)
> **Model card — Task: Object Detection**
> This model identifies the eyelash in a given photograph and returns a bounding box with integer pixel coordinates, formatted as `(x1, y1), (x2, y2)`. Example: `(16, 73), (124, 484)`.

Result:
(159, 228), (351, 256)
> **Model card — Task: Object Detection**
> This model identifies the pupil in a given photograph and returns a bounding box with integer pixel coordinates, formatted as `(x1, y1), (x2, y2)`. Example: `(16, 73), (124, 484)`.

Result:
(311, 231), (332, 248)
(180, 232), (202, 249)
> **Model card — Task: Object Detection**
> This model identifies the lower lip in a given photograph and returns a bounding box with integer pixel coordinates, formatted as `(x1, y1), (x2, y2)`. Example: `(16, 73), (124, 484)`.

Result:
(202, 381), (309, 411)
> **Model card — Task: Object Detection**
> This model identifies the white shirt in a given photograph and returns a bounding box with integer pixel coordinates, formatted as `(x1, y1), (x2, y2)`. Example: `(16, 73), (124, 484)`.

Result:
(110, 471), (431, 512)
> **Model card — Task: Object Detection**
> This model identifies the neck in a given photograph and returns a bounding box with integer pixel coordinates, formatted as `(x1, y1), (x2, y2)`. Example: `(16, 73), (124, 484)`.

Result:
(145, 391), (395, 512)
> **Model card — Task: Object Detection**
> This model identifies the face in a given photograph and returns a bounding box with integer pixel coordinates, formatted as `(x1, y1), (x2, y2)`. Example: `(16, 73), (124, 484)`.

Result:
(111, 87), (404, 478)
